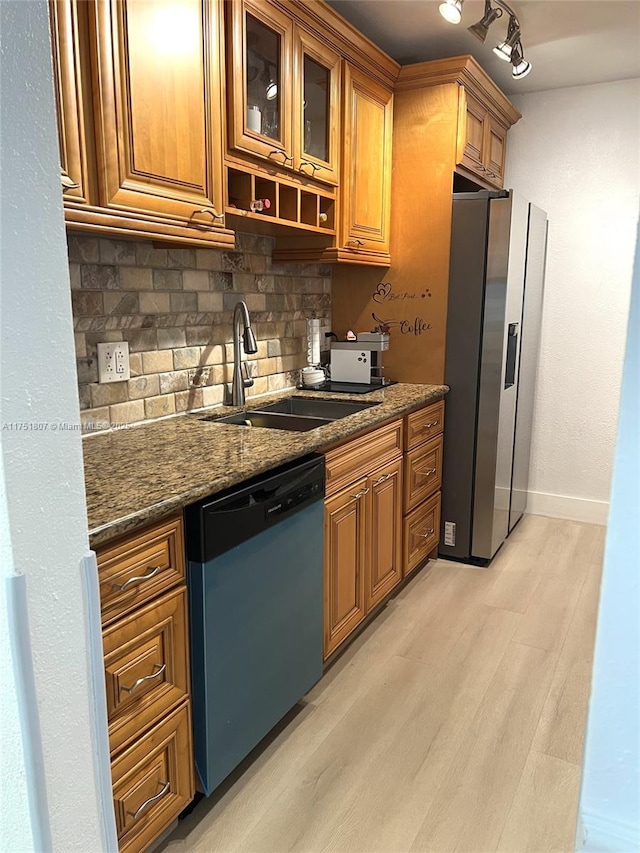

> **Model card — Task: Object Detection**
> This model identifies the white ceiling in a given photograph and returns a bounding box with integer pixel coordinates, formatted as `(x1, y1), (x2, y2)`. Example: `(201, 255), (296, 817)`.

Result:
(327, 0), (640, 94)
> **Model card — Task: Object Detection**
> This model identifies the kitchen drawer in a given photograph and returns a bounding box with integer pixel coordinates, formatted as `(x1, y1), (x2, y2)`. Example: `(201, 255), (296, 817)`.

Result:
(405, 400), (444, 451)
(404, 491), (441, 577)
(111, 702), (194, 853)
(103, 587), (189, 756)
(325, 419), (403, 497)
(404, 434), (443, 512)
(97, 515), (185, 627)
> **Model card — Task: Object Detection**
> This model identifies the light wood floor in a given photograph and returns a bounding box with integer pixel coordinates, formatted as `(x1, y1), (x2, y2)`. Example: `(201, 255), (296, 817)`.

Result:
(160, 515), (605, 853)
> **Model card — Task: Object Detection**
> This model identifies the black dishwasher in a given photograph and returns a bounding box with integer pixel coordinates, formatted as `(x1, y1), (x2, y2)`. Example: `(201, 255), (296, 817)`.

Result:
(185, 454), (325, 795)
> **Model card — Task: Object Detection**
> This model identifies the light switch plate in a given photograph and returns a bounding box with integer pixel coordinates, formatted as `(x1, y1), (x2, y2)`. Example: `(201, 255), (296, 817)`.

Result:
(97, 342), (130, 383)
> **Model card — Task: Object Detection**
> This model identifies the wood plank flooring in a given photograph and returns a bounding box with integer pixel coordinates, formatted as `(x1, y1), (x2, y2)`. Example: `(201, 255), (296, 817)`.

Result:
(159, 515), (605, 853)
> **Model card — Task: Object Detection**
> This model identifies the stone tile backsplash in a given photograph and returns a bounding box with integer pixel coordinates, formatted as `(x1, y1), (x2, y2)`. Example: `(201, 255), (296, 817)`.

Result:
(69, 232), (331, 433)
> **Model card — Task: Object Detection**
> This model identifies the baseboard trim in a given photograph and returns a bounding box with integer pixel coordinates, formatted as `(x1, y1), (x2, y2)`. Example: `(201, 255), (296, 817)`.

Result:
(527, 491), (609, 525)
(578, 808), (640, 851)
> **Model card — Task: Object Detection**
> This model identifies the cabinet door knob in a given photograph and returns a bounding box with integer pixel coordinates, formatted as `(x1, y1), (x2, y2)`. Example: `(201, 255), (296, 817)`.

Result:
(128, 781), (170, 821)
(121, 663), (166, 695)
(112, 565), (161, 592)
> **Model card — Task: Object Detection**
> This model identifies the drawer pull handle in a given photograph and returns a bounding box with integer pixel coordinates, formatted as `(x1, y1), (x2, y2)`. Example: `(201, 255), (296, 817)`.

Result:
(418, 529), (435, 539)
(299, 160), (322, 174)
(198, 206), (224, 221)
(345, 238), (364, 248)
(113, 565), (162, 592)
(128, 780), (170, 821)
(374, 473), (392, 485)
(350, 487), (370, 500)
(416, 467), (437, 477)
(424, 420), (439, 428)
(121, 663), (166, 695)
(269, 148), (293, 164)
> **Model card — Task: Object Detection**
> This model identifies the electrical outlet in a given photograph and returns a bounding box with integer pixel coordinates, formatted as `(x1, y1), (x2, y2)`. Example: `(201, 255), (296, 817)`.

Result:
(188, 366), (212, 387)
(444, 521), (456, 546)
(97, 342), (130, 383)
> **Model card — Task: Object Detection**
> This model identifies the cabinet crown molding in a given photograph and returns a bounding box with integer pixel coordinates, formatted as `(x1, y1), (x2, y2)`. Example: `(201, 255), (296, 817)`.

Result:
(278, 0), (401, 88)
(396, 54), (521, 128)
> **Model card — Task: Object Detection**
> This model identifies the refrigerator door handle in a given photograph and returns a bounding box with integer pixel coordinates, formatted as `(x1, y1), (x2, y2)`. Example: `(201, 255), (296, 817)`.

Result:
(504, 323), (519, 389)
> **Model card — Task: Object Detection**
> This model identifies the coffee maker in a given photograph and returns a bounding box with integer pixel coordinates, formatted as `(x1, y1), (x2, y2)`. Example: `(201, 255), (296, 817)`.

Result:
(330, 333), (391, 385)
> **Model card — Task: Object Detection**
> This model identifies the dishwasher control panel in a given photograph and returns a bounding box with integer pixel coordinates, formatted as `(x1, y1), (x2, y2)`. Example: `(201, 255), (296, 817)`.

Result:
(185, 454), (325, 563)
(266, 479), (323, 518)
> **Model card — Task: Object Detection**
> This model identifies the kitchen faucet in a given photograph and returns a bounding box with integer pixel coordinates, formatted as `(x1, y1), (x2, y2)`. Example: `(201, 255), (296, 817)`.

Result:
(228, 300), (258, 406)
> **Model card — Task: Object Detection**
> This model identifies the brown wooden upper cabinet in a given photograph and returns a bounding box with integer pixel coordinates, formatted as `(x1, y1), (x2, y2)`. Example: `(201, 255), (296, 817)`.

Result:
(52, 0), (234, 247)
(226, 0), (341, 186)
(457, 89), (508, 188)
(396, 56), (520, 193)
(91, 0), (227, 229)
(50, 0), (90, 203)
(340, 63), (393, 258)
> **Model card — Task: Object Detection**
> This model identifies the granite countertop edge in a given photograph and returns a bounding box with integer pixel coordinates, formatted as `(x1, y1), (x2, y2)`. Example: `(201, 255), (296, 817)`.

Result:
(85, 383), (448, 549)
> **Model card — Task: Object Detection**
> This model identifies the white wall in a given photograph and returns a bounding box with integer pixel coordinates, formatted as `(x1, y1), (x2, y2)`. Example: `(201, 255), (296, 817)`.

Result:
(0, 2), (112, 850)
(1, 458), (36, 851)
(578, 224), (640, 851)
(505, 79), (640, 524)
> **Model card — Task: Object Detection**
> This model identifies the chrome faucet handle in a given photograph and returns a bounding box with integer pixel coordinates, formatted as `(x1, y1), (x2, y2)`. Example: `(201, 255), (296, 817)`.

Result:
(241, 361), (254, 388)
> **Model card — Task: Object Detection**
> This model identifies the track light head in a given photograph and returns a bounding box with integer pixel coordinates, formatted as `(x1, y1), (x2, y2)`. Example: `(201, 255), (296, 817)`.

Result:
(493, 16), (521, 61)
(467, 1), (502, 43)
(439, 0), (463, 24)
(510, 42), (532, 79)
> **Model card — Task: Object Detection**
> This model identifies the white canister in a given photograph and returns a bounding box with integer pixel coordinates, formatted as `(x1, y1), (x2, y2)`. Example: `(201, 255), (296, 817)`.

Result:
(247, 105), (262, 133)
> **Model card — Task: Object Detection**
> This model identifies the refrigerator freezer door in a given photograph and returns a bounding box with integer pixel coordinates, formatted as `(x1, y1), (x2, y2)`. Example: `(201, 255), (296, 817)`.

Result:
(472, 192), (529, 560)
(440, 193), (492, 561)
(509, 204), (548, 531)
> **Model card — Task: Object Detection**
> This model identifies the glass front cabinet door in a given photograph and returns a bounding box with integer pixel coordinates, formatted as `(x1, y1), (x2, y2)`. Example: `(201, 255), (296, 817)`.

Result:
(228, 1), (340, 185)
(293, 27), (340, 186)
(228, 0), (293, 166)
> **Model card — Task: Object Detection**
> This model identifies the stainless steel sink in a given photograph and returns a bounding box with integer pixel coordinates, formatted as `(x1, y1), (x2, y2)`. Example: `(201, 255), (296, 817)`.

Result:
(200, 397), (380, 432)
(254, 398), (379, 419)
(202, 411), (335, 432)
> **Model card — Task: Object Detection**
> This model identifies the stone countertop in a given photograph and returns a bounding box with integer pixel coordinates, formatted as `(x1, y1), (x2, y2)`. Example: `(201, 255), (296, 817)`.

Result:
(84, 383), (448, 548)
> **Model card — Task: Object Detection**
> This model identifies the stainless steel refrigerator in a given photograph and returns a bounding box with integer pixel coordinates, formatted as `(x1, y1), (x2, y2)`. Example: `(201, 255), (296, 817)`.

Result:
(439, 190), (548, 564)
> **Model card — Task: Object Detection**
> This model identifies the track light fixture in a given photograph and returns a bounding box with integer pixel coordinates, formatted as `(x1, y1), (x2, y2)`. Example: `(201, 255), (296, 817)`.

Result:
(493, 15), (520, 61)
(510, 42), (531, 79)
(439, 0), (464, 24)
(440, 0), (532, 81)
(467, 0), (502, 43)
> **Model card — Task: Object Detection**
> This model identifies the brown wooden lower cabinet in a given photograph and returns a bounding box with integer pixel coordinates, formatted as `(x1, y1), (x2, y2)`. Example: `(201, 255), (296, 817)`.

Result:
(401, 400), (445, 578)
(96, 513), (194, 853)
(111, 702), (194, 853)
(365, 457), (403, 611)
(404, 490), (441, 577)
(103, 587), (190, 756)
(324, 476), (368, 657)
(324, 422), (404, 659)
